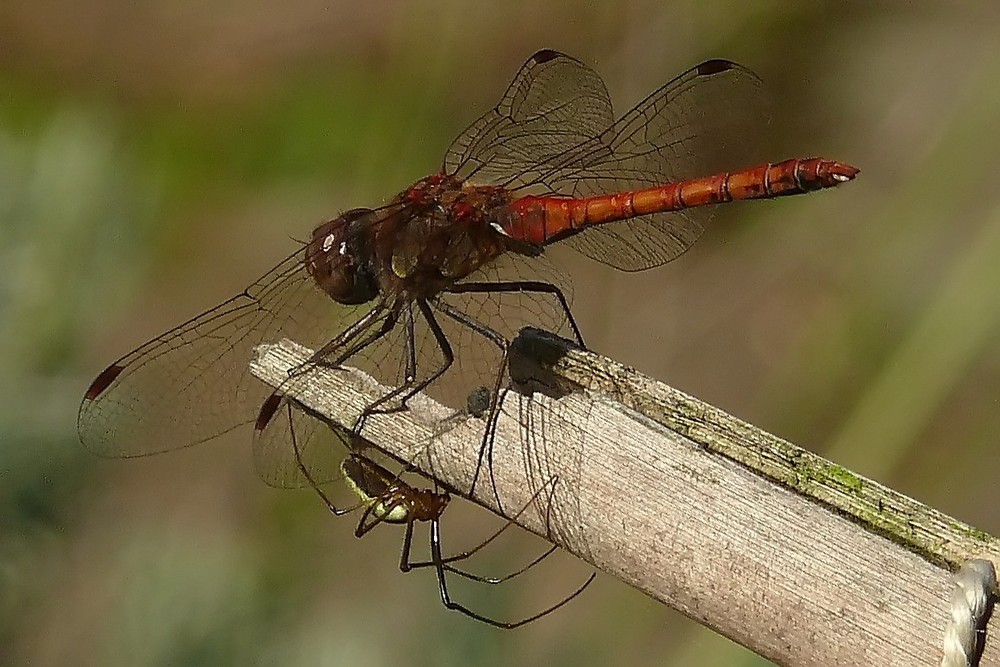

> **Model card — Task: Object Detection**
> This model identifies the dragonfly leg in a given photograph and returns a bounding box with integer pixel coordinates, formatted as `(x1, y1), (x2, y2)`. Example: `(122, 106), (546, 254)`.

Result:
(356, 298), (456, 428)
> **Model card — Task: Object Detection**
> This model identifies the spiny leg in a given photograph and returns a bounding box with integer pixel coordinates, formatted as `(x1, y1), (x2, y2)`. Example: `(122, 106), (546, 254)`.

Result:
(358, 298), (455, 425)
(327, 307), (399, 368)
(255, 306), (396, 432)
(440, 279), (586, 503)
(431, 292), (512, 506)
(405, 473), (561, 584)
(447, 279), (586, 348)
(427, 509), (596, 629)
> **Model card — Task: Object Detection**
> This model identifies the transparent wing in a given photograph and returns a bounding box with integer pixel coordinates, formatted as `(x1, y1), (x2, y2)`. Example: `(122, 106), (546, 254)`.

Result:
(445, 51), (767, 271)
(77, 245), (370, 485)
(426, 251), (577, 410)
(249, 249), (578, 488)
(444, 50), (614, 190)
(552, 60), (765, 271)
(254, 397), (357, 490)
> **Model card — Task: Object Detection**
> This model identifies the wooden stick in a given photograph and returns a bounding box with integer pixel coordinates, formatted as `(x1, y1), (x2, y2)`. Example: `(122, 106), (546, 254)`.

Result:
(250, 329), (1000, 665)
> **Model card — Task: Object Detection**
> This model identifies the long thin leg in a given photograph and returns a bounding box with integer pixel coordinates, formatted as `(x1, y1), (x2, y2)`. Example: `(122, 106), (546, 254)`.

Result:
(301, 302), (390, 371)
(442, 278), (589, 497)
(430, 297), (510, 503)
(403, 302), (418, 383)
(353, 305), (418, 430)
(360, 298), (455, 419)
(441, 279), (587, 498)
(397, 519), (417, 574)
(254, 306), (399, 433)
(286, 402), (359, 517)
(361, 279), (583, 424)
(428, 512), (597, 629)
(437, 279), (587, 498)
(446, 460), (565, 585)
(404, 475), (559, 584)
(446, 544), (558, 585)
(328, 307), (399, 367)
(446, 280), (586, 348)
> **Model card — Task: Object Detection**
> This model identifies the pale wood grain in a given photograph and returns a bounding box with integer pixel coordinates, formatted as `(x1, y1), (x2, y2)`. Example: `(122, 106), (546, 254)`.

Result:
(250, 330), (1000, 666)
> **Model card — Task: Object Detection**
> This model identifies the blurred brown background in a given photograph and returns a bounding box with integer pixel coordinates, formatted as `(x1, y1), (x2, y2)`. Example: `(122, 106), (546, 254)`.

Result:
(4, 1), (1000, 665)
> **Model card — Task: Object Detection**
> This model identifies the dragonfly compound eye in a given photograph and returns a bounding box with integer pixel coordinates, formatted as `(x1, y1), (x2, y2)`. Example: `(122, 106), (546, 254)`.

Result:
(306, 208), (379, 305)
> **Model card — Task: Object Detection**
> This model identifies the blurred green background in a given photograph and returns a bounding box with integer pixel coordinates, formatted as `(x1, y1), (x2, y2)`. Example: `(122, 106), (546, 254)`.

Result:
(4, 1), (1000, 665)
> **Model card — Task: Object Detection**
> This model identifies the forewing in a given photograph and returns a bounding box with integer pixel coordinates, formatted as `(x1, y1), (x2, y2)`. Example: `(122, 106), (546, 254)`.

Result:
(444, 50), (614, 190)
(445, 53), (767, 272)
(77, 247), (370, 475)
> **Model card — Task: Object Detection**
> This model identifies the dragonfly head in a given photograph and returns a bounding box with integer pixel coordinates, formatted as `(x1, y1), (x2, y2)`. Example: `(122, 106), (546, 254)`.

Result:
(306, 208), (379, 305)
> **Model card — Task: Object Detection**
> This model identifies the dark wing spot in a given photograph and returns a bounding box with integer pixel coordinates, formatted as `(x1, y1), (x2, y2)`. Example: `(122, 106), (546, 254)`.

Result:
(255, 392), (284, 431)
(532, 49), (563, 64)
(84, 364), (124, 400)
(696, 59), (739, 77)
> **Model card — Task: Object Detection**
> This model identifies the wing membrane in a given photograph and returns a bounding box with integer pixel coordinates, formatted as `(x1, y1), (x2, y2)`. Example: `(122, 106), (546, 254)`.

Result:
(445, 51), (767, 271)
(77, 247), (369, 484)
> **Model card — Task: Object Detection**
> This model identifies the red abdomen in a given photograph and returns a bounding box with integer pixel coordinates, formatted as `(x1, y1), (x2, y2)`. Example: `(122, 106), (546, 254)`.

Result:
(502, 158), (859, 246)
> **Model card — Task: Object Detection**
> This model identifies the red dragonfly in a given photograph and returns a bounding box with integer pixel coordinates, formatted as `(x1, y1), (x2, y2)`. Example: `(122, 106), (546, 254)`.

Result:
(79, 50), (858, 489)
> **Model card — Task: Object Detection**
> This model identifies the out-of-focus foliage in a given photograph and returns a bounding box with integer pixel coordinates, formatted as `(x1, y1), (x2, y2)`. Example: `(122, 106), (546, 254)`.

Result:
(4, 2), (1000, 665)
